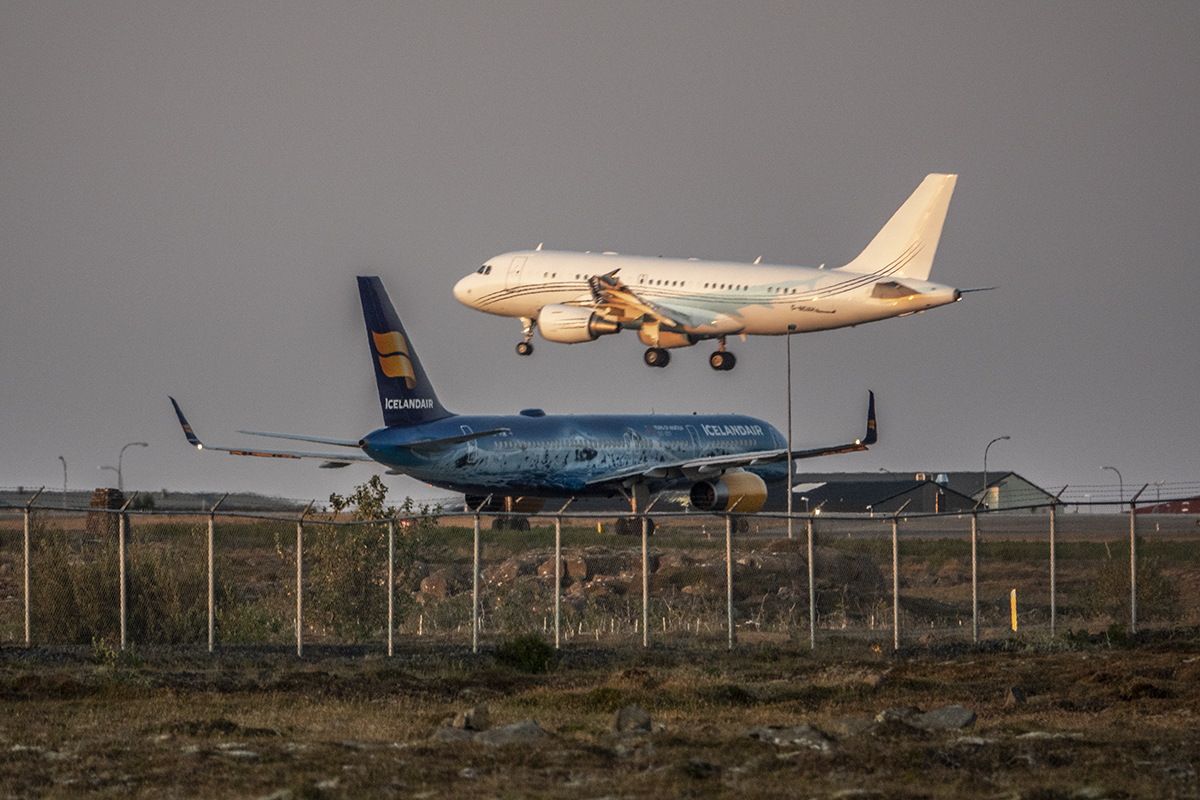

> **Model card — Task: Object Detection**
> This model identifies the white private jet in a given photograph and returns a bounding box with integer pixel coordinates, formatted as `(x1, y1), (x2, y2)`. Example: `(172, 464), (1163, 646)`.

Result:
(454, 174), (985, 371)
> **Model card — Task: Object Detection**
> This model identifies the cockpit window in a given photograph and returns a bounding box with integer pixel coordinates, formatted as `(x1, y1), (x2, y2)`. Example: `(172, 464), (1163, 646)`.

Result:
(476, 265), (493, 275)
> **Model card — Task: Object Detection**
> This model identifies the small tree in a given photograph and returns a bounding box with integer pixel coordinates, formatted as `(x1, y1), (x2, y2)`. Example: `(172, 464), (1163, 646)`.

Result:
(304, 476), (438, 642)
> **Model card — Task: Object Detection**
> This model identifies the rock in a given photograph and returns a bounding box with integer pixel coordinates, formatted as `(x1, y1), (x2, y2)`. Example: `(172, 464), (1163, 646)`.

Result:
(912, 704), (977, 730)
(563, 555), (588, 580)
(1005, 686), (1027, 706)
(484, 557), (536, 587)
(475, 719), (549, 746)
(430, 726), (476, 743)
(419, 572), (449, 598)
(537, 558), (568, 583)
(453, 703), (490, 731)
(744, 725), (834, 754)
(615, 704), (652, 733)
(875, 706), (921, 725)
(824, 717), (875, 739)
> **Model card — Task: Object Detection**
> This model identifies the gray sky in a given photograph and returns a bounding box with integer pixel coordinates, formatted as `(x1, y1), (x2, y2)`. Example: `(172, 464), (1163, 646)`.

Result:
(3, 2), (1197, 506)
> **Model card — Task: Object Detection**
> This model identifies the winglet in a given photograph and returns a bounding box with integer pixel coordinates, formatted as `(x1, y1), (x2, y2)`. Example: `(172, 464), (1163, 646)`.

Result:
(863, 391), (878, 445)
(169, 396), (204, 449)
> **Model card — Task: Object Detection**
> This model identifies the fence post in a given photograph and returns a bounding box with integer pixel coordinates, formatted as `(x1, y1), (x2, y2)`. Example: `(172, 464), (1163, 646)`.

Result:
(472, 513), (480, 654)
(1129, 485), (1148, 635)
(1130, 503), (1137, 635)
(892, 516), (900, 650)
(726, 514), (735, 650)
(807, 515), (815, 649)
(296, 519), (303, 658)
(971, 512), (979, 644)
(118, 493), (136, 652)
(23, 488), (43, 648)
(555, 515), (562, 649)
(296, 501), (314, 659)
(207, 494), (227, 654)
(388, 520), (395, 657)
(1049, 502), (1057, 639)
(642, 515), (650, 648)
(890, 500), (911, 651)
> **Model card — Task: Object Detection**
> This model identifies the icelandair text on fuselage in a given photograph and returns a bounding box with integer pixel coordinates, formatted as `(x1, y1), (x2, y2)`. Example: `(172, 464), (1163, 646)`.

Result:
(701, 424), (764, 437)
(386, 397), (434, 410)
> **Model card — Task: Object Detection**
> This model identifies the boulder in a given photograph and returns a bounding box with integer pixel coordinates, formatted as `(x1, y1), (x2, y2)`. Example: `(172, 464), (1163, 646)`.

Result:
(912, 704), (977, 730)
(453, 703), (490, 731)
(475, 719), (549, 746)
(615, 704), (651, 734)
(744, 725), (834, 754)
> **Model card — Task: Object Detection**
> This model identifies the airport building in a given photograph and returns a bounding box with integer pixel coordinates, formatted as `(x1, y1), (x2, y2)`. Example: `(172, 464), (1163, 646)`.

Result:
(781, 471), (1060, 515)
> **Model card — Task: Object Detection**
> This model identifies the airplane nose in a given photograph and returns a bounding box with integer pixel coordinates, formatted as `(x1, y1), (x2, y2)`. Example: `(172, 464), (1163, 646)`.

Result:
(452, 275), (472, 305)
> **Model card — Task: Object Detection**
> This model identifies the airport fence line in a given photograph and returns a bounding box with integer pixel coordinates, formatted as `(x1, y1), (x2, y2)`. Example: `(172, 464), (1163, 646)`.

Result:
(1, 496), (1197, 656)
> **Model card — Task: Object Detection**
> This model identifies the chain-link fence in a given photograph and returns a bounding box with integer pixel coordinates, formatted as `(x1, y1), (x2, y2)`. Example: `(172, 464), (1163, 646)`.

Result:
(2, 496), (1198, 655)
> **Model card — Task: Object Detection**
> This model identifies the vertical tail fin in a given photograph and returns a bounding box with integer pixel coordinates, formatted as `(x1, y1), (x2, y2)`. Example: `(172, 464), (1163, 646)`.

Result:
(357, 276), (454, 427)
(837, 173), (957, 281)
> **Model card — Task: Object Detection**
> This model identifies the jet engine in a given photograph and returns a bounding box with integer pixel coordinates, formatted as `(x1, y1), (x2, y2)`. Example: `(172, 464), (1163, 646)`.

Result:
(689, 470), (768, 514)
(538, 304), (621, 343)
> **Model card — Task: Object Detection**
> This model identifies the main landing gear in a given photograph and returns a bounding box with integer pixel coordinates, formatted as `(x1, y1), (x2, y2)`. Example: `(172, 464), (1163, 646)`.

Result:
(643, 347), (671, 368)
(709, 350), (736, 371)
(708, 337), (736, 371)
(516, 317), (536, 357)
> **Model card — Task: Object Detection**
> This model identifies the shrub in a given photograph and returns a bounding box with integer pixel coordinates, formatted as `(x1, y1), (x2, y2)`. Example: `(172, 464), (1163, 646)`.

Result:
(494, 633), (558, 673)
(1080, 545), (1179, 622)
(302, 476), (440, 642)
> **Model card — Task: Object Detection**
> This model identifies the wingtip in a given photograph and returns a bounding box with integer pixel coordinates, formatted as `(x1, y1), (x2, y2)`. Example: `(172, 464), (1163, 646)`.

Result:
(864, 391), (878, 445)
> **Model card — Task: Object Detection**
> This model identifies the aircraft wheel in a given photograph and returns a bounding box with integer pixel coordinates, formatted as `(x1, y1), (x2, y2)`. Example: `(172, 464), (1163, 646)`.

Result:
(511, 517), (530, 531)
(736, 518), (750, 533)
(644, 347), (670, 368)
(516, 341), (534, 356)
(709, 351), (736, 371)
(491, 517), (508, 531)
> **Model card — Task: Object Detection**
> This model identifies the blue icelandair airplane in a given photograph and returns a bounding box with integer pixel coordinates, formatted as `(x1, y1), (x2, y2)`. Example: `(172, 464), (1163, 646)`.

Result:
(171, 277), (876, 532)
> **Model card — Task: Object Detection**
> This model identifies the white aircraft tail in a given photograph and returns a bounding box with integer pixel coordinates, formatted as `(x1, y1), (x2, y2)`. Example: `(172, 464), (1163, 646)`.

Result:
(837, 173), (957, 281)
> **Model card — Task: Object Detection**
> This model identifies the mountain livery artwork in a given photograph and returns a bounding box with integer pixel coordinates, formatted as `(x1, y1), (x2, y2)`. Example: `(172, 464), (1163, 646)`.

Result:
(172, 277), (876, 532)
(454, 173), (982, 370)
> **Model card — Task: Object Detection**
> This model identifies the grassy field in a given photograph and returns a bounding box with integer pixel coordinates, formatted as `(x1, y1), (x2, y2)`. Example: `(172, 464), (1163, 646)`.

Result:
(2, 631), (1199, 798)
(2, 512), (1200, 797)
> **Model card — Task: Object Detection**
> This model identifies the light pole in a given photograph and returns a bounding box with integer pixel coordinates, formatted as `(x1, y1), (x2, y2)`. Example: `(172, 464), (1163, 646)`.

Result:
(982, 435), (1010, 509)
(57, 456), (67, 509)
(1102, 465), (1123, 506)
(786, 324), (796, 539)
(98, 442), (148, 493)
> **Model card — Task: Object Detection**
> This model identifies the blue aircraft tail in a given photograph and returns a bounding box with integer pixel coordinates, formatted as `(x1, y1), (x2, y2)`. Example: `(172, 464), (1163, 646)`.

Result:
(358, 276), (454, 427)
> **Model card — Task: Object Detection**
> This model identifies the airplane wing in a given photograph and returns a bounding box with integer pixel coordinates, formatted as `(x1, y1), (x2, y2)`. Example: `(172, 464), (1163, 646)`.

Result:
(587, 270), (744, 334)
(170, 397), (374, 468)
(585, 392), (877, 486)
(172, 398), (511, 467)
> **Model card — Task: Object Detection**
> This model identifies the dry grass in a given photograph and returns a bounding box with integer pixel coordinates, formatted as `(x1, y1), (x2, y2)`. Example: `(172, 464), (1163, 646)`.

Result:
(2, 631), (1200, 799)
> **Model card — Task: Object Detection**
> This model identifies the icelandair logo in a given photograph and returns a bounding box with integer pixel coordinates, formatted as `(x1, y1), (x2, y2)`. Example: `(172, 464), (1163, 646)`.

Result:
(701, 423), (764, 437)
(385, 397), (434, 410)
(372, 330), (416, 389)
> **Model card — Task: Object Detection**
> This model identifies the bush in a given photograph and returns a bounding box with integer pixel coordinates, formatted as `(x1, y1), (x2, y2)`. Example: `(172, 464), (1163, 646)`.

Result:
(302, 476), (439, 642)
(29, 513), (241, 645)
(494, 633), (559, 673)
(1080, 545), (1179, 622)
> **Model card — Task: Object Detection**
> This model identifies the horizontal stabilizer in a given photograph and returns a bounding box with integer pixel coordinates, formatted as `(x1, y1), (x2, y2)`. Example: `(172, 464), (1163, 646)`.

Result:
(240, 430), (365, 448)
(402, 428), (511, 454)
